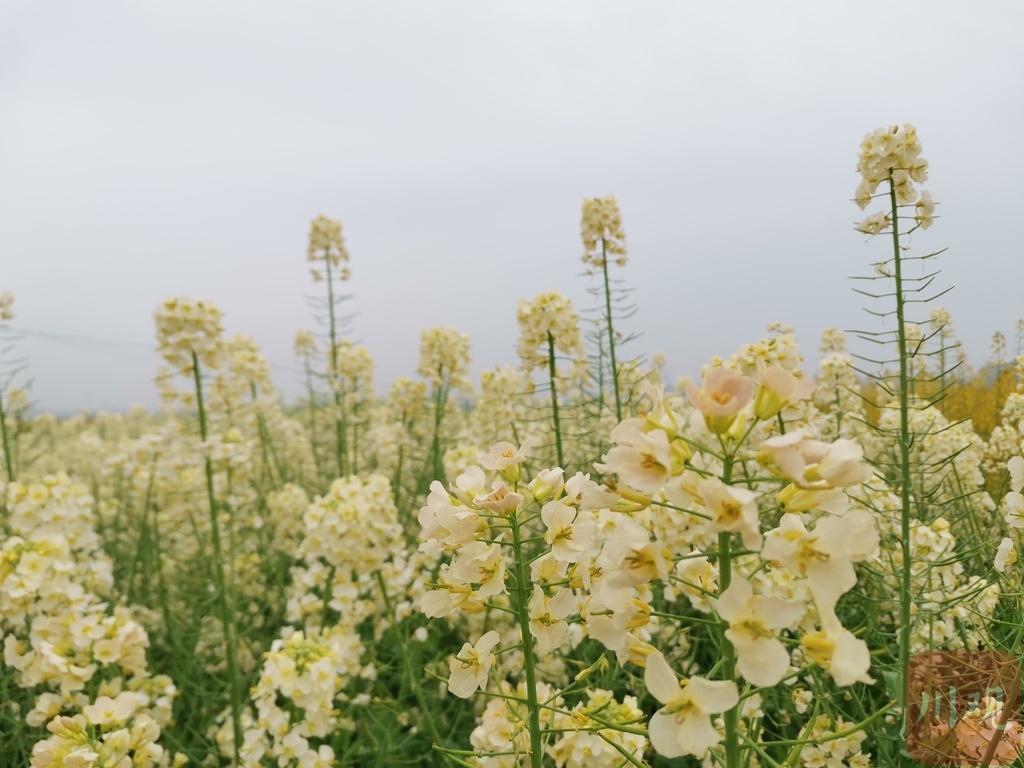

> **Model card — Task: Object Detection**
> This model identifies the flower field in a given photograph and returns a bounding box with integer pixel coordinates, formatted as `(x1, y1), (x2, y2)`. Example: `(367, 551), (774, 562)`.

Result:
(4, 125), (1024, 767)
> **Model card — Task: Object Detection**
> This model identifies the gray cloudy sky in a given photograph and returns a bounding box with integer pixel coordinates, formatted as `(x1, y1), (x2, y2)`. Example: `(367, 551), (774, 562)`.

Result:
(2, 1), (1022, 413)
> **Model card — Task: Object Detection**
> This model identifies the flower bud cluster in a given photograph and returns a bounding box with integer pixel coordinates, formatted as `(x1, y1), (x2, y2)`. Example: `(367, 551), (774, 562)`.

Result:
(516, 292), (586, 373)
(580, 195), (627, 269)
(854, 123), (934, 232)
(418, 327), (472, 392)
(154, 296), (225, 375)
(331, 340), (374, 392)
(0, 290), (13, 321)
(306, 214), (350, 275)
(293, 329), (317, 358)
(226, 333), (273, 392)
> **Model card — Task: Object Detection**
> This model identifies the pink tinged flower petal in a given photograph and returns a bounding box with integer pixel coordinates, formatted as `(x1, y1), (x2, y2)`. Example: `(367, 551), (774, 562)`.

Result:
(753, 359), (815, 420)
(595, 428), (672, 494)
(644, 651), (682, 704)
(686, 367), (755, 434)
(474, 482), (524, 514)
(760, 431), (826, 481)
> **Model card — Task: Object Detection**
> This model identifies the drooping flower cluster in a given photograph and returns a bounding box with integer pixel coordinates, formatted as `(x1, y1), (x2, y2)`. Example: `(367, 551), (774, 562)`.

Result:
(580, 195), (627, 269)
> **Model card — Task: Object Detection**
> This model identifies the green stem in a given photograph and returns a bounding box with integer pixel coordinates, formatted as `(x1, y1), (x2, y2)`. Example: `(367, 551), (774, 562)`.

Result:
(510, 510), (544, 768)
(547, 333), (565, 469)
(888, 171), (914, 742)
(718, 453), (740, 768)
(192, 352), (243, 761)
(304, 354), (324, 484)
(373, 572), (445, 749)
(0, 383), (14, 482)
(600, 239), (622, 422)
(425, 369), (449, 491)
(251, 383), (283, 485)
(323, 250), (346, 477)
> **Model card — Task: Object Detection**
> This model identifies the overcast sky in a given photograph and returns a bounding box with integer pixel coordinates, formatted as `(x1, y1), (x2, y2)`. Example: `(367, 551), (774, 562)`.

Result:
(2, 1), (1022, 413)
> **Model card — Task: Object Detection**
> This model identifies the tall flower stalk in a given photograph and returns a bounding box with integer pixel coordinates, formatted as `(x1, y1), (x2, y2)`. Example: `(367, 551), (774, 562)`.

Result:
(295, 329), (324, 482)
(191, 351), (244, 760)
(154, 297), (243, 760)
(0, 290), (17, 483)
(581, 196), (629, 424)
(416, 327), (471, 493)
(851, 124), (945, 751)
(307, 214), (354, 478)
(517, 291), (586, 471)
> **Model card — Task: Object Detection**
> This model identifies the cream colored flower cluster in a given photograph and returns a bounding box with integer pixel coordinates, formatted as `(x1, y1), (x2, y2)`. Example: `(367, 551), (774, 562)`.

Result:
(725, 330), (804, 379)
(30, 703), (175, 768)
(854, 486), (999, 652)
(234, 631), (343, 768)
(226, 333), (273, 392)
(306, 214), (350, 276)
(331, 340), (374, 397)
(865, 405), (992, 512)
(264, 483), (311, 557)
(473, 366), (535, 448)
(545, 689), (647, 768)
(288, 475), (405, 631)
(293, 329), (317, 358)
(796, 715), (872, 768)
(154, 296), (225, 375)
(516, 292), (586, 374)
(0, 289), (13, 321)
(854, 123), (934, 233)
(417, 326), (472, 392)
(0, 477), (181, 767)
(580, 195), (627, 269)
(4, 474), (110, 590)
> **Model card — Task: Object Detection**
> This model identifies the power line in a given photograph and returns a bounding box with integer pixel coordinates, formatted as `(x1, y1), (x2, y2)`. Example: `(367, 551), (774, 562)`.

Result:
(7, 326), (303, 376)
